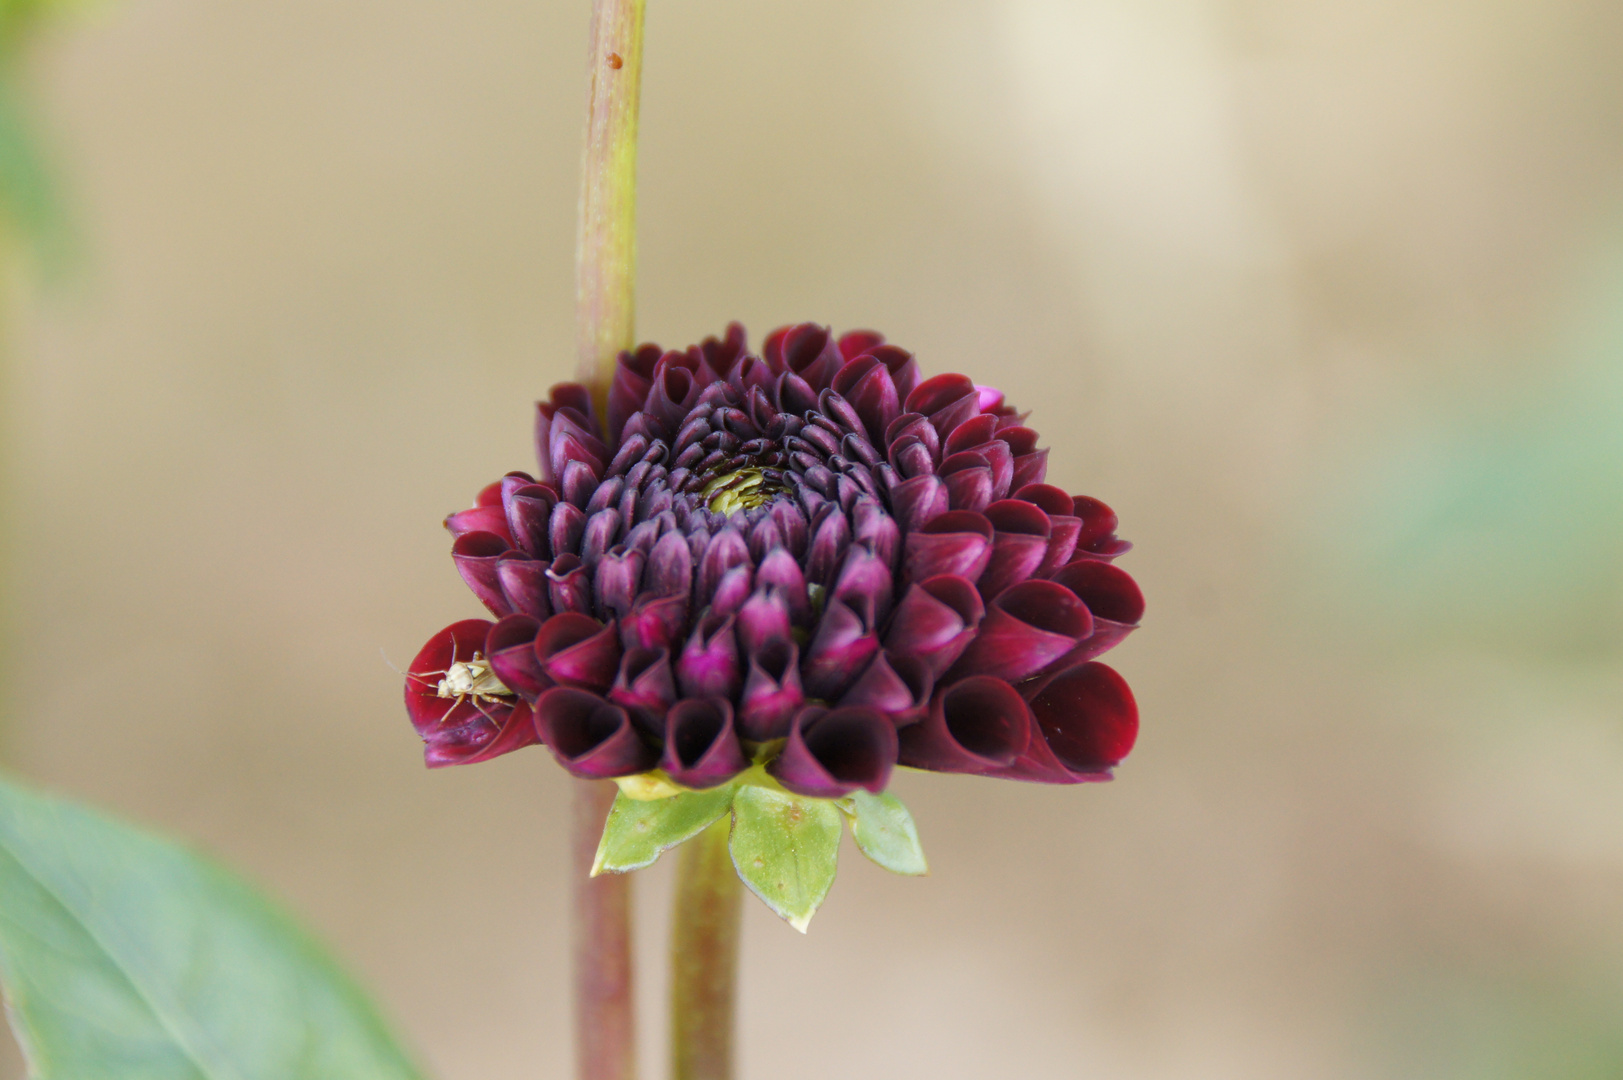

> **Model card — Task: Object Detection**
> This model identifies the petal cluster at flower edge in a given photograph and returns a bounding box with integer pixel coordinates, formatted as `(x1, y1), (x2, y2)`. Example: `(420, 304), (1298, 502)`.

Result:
(405, 323), (1144, 799)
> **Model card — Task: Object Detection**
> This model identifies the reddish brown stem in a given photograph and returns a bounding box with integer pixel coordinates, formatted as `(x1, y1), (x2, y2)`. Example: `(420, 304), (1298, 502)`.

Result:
(572, 778), (636, 1080)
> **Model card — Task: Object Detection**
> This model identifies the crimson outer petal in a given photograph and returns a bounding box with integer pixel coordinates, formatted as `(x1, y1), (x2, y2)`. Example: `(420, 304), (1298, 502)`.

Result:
(408, 322), (1143, 790)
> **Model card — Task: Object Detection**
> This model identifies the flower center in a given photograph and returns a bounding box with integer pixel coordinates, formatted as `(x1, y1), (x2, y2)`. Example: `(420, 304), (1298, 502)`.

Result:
(702, 466), (790, 515)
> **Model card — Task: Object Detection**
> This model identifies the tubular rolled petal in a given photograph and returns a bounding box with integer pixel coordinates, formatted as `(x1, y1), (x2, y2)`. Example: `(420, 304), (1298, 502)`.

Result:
(404, 619), (502, 734)
(647, 530), (694, 598)
(505, 486), (556, 559)
(677, 610), (742, 699)
(755, 547), (811, 623)
(1023, 662), (1137, 776)
(485, 615), (547, 701)
(594, 547), (645, 620)
(537, 688), (657, 778)
(607, 647), (677, 736)
(620, 591), (689, 652)
(660, 698), (748, 789)
(737, 586), (793, 656)
(452, 532), (515, 616)
(883, 574), (985, 678)
(1047, 560), (1145, 663)
(890, 473), (950, 533)
(495, 556), (552, 621)
(897, 675), (1031, 773)
(800, 595), (881, 700)
(838, 652), (932, 726)
(737, 640), (805, 741)
(545, 553), (594, 616)
(709, 563), (754, 618)
(831, 542), (894, 625)
(978, 499), (1052, 599)
(534, 613), (622, 691)
(948, 579), (1093, 682)
(768, 706), (898, 798)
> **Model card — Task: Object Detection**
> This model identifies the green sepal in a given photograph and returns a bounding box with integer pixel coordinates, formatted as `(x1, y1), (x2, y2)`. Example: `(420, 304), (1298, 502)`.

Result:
(728, 785), (842, 933)
(592, 785), (736, 875)
(840, 789), (928, 876)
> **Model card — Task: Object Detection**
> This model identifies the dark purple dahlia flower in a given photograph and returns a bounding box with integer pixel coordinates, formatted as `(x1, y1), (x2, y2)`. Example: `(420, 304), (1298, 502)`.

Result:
(406, 323), (1143, 798)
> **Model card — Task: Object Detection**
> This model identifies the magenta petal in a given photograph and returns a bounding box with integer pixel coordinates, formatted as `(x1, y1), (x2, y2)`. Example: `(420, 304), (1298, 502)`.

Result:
(677, 610), (742, 699)
(608, 647), (677, 737)
(883, 574), (984, 678)
(452, 532), (514, 616)
(1047, 560), (1144, 664)
(800, 595), (880, 700)
(837, 329), (885, 360)
(838, 652), (932, 726)
(446, 504), (512, 543)
(805, 508), (851, 587)
(737, 586), (793, 657)
(545, 553), (594, 616)
(947, 579), (1093, 682)
(661, 698), (748, 789)
(904, 510), (993, 582)
(1037, 516), (1082, 578)
(979, 499), (1052, 599)
(594, 547), (646, 620)
(897, 675), (1030, 773)
(779, 323), (843, 391)
(768, 706), (897, 798)
(485, 615), (548, 701)
(755, 547), (810, 624)
(851, 498), (900, 573)
(647, 530), (694, 599)
(1011, 447), (1049, 490)
(710, 563), (754, 618)
(941, 459), (994, 513)
(737, 640), (804, 741)
(698, 528), (751, 606)
(534, 613), (622, 692)
(831, 543), (894, 626)
(619, 591), (689, 652)
(537, 688), (657, 779)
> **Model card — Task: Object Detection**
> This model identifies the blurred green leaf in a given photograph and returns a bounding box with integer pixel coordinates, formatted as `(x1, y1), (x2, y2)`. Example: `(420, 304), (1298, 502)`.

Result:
(592, 785), (736, 875)
(728, 785), (841, 933)
(840, 790), (927, 876)
(0, 773), (428, 1080)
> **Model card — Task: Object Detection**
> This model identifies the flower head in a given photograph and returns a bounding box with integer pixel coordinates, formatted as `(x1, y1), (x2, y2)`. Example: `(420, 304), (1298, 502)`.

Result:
(406, 323), (1142, 797)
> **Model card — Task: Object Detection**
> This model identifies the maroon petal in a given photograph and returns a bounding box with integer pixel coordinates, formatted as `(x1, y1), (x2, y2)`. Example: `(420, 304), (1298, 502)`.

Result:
(768, 706), (897, 798)
(1037, 516), (1082, 578)
(837, 329), (885, 360)
(505, 484), (557, 559)
(537, 688), (657, 778)
(851, 498), (900, 573)
(495, 555), (552, 621)
(545, 553), (594, 616)
(485, 615), (548, 701)
(947, 579), (1093, 682)
(890, 473), (949, 532)
(737, 640), (804, 741)
(647, 530), (694, 599)
(1072, 495), (1122, 551)
(548, 501), (586, 559)
(404, 619), (502, 735)
(677, 610), (742, 699)
(979, 499), (1052, 599)
(940, 451), (995, 512)
(710, 563), (754, 618)
(943, 413), (999, 455)
(608, 647), (677, 737)
(903, 510), (993, 583)
(905, 373), (980, 438)
(594, 547), (646, 620)
(424, 699), (539, 768)
(737, 586), (793, 657)
(698, 528), (751, 606)
(1048, 560), (1144, 663)
(897, 675), (1030, 773)
(883, 574), (985, 678)
(805, 507), (851, 587)
(831, 355), (902, 442)
(801, 595), (880, 700)
(660, 698), (748, 789)
(446, 504), (512, 543)
(607, 344), (663, 446)
(779, 323), (844, 391)
(534, 613), (621, 691)
(452, 532), (514, 616)
(885, 412), (940, 465)
(838, 652), (932, 726)
(995, 663), (1137, 782)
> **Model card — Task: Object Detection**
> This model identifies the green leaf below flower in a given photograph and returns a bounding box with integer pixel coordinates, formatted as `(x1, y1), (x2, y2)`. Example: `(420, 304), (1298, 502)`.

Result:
(592, 785), (737, 875)
(728, 785), (842, 933)
(842, 789), (928, 876)
(0, 772), (427, 1080)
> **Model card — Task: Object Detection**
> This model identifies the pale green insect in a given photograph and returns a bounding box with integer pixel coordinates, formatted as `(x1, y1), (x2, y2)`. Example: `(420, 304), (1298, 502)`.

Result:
(414, 651), (514, 724)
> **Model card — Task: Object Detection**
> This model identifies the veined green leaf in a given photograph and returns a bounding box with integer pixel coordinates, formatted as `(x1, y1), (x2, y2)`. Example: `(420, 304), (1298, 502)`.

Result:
(592, 785), (736, 875)
(0, 773), (428, 1080)
(843, 790), (928, 876)
(728, 786), (841, 933)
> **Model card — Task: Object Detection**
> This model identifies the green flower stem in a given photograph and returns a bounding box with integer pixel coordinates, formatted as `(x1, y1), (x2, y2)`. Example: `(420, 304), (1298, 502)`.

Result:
(575, 0), (645, 413)
(670, 814), (743, 1080)
(573, 778), (637, 1080)
(572, 1), (644, 1077)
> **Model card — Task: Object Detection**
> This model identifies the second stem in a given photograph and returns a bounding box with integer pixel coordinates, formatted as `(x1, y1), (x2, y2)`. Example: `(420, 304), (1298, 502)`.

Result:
(670, 815), (743, 1080)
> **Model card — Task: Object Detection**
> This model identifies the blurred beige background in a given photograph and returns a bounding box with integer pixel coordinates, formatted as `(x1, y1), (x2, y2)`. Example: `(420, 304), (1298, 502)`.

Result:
(5, 0), (1623, 1077)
